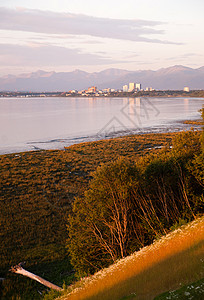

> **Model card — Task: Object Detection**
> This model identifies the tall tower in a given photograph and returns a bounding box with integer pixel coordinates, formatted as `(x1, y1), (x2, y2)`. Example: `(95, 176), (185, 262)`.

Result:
(136, 83), (141, 91)
(129, 82), (135, 92)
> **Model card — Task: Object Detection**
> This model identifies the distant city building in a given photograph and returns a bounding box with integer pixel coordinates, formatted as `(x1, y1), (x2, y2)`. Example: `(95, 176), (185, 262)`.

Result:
(78, 90), (84, 94)
(145, 87), (153, 92)
(122, 82), (142, 92)
(135, 83), (141, 90)
(184, 87), (190, 92)
(129, 82), (135, 92)
(87, 86), (97, 93)
(103, 88), (111, 93)
(123, 85), (128, 92)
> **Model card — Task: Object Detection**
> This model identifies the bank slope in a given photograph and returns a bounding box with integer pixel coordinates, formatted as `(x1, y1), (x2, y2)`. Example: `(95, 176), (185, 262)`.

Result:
(57, 217), (204, 300)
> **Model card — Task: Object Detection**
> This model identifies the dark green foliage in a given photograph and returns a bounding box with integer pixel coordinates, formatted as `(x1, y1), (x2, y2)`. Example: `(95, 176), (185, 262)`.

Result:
(67, 159), (141, 277)
(0, 133), (176, 298)
(140, 159), (184, 229)
(170, 218), (188, 231)
(43, 289), (62, 300)
(67, 130), (204, 277)
(0, 275), (43, 300)
(200, 106), (204, 152)
(0, 259), (74, 300)
(190, 153), (204, 188)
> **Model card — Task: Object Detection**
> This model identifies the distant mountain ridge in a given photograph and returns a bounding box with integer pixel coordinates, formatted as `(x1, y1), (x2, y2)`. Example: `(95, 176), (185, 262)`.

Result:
(0, 65), (204, 92)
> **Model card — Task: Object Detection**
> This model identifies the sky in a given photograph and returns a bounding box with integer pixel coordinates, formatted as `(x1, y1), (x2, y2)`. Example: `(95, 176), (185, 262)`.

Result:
(0, 0), (204, 76)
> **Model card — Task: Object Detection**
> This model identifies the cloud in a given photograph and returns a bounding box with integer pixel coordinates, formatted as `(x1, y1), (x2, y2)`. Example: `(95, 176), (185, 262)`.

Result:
(123, 53), (139, 59)
(80, 40), (103, 44)
(0, 7), (178, 44)
(167, 53), (204, 61)
(0, 43), (122, 66)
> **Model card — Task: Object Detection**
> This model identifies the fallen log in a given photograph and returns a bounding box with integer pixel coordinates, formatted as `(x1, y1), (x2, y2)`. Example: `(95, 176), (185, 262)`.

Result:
(10, 263), (62, 291)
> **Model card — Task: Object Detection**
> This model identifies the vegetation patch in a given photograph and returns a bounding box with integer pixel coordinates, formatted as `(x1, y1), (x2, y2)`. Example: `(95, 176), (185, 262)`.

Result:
(154, 277), (204, 300)
(0, 108), (203, 299)
(67, 129), (204, 277)
(0, 132), (180, 298)
(57, 217), (204, 300)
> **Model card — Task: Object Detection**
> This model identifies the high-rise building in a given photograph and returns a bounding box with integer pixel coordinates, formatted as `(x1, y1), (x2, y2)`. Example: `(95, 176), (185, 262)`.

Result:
(123, 85), (128, 92)
(136, 83), (141, 91)
(129, 82), (135, 92)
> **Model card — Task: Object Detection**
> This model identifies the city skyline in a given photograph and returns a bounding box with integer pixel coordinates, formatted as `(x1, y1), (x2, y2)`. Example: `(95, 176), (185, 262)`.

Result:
(0, 0), (204, 76)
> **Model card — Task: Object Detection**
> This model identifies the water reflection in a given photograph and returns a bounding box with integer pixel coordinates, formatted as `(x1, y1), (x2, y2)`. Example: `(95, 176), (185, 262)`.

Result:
(122, 97), (160, 127)
(126, 98), (141, 126)
(184, 98), (189, 112)
(0, 97), (203, 154)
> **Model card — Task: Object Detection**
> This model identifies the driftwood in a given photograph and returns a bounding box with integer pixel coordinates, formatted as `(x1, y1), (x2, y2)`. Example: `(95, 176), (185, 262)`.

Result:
(10, 263), (62, 291)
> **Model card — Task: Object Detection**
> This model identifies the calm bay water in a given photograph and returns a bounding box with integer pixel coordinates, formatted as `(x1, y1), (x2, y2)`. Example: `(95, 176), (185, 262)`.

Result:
(0, 97), (203, 154)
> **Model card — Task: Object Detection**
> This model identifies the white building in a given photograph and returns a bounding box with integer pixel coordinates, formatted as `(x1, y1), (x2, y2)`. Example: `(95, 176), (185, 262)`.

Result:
(123, 85), (128, 92)
(103, 88), (111, 93)
(129, 82), (135, 92)
(184, 87), (190, 92)
(145, 87), (153, 91)
(136, 83), (141, 91)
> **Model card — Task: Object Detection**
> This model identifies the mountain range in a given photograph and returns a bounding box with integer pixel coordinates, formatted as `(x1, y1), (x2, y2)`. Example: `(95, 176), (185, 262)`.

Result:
(0, 65), (204, 92)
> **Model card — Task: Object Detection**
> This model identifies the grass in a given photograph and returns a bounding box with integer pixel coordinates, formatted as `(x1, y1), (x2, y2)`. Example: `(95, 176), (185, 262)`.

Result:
(57, 217), (204, 300)
(0, 130), (202, 299)
(0, 132), (178, 298)
(0, 133), (175, 272)
(154, 277), (204, 299)
(183, 119), (204, 125)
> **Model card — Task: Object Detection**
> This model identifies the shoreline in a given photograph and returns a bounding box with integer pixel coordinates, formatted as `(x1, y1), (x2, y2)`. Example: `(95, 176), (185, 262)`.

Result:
(0, 119), (202, 156)
(1, 91), (204, 99)
(1, 96), (203, 156)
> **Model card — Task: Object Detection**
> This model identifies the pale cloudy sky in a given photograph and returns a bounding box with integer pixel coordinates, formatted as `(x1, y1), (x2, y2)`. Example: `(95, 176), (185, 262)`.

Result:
(0, 0), (204, 75)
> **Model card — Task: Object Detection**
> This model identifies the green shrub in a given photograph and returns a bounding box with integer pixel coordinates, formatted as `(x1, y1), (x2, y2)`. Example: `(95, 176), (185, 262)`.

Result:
(67, 158), (141, 276)
(67, 130), (204, 277)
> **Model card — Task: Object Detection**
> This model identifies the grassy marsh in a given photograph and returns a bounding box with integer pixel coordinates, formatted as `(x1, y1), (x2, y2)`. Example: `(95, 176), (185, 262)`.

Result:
(0, 129), (203, 299)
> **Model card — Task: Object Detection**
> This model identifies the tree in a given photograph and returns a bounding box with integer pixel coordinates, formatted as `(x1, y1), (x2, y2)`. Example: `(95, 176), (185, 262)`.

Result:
(200, 106), (204, 152)
(66, 127), (204, 277)
(67, 158), (142, 276)
(186, 107), (204, 214)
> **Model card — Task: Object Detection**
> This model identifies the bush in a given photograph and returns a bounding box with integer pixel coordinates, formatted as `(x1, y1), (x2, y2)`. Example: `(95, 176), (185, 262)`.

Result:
(172, 130), (201, 159)
(67, 158), (141, 276)
(67, 130), (204, 277)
